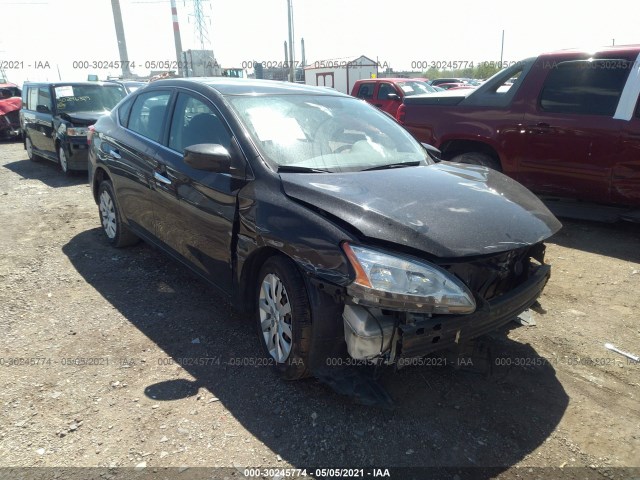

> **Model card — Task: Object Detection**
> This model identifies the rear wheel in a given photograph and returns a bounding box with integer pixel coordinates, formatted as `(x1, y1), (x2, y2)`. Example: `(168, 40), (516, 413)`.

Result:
(450, 152), (502, 171)
(256, 256), (312, 380)
(97, 180), (139, 247)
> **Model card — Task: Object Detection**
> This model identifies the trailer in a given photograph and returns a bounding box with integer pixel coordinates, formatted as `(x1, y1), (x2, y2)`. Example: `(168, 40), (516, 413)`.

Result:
(304, 55), (378, 94)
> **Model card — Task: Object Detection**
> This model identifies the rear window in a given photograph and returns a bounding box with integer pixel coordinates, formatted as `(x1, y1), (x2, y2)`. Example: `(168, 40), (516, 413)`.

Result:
(539, 59), (632, 116)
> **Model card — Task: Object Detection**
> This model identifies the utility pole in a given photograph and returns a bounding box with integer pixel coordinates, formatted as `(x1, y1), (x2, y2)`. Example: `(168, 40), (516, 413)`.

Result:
(110, 0), (132, 78)
(169, 0), (184, 76)
(500, 29), (504, 66)
(287, 0), (295, 82)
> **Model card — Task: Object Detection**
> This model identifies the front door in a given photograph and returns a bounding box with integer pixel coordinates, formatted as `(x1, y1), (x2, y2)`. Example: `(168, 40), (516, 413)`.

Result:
(153, 91), (243, 293)
(374, 82), (401, 116)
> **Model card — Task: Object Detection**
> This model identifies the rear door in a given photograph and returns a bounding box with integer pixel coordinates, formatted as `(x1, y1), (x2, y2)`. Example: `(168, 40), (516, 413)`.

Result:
(519, 59), (633, 204)
(153, 90), (244, 293)
(110, 89), (173, 237)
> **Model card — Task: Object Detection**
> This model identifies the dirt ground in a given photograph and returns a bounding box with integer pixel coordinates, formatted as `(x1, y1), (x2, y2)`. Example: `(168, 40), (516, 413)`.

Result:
(0, 139), (639, 480)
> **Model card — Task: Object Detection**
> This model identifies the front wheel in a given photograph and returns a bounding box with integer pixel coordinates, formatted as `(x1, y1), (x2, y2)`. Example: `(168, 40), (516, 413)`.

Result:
(97, 180), (139, 247)
(58, 146), (70, 174)
(256, 256), (313, 380)
(25, 136), (40, 162)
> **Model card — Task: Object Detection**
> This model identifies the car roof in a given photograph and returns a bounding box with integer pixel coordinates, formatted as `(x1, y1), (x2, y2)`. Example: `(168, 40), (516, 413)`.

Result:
(355, 78), (426, 82)
(147, 77), (350, 96)
(538, 44), (640, 60)
(23, 81), (125, 87)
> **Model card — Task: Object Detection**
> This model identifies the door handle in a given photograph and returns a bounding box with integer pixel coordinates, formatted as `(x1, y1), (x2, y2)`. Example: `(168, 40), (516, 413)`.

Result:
(110, 149), (122, 159)
(154, 171), (172, 185)
(528, 122), (551, 134)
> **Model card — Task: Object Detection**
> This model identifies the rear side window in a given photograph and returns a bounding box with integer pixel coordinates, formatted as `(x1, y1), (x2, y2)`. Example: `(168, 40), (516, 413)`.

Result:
(356, 83), (374, 99)
(27, 87), (38, 110)
(540, 59), (632, 116)
(127, 91), (171, 143)
(117, 97), (134, 127)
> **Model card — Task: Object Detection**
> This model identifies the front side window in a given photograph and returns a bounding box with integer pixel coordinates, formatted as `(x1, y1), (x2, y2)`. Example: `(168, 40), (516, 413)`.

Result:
(54, 85), (127, 113)
(539, 59), (632, 116)
(168, 93), (231, 153)
(377, 83), (397, 99)
(37, 87), (51, 111)
(127, 91), (171, 143)
(227, 94), (429, 172)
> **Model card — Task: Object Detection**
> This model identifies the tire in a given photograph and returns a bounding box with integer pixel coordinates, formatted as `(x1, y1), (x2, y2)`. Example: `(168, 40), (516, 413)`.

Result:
(25, 135), (40, 162)
(58, 146), (70, 174)
(450, 152), (502, 171)
(256, 256), (313, 380)
(97, 180), (139, 248)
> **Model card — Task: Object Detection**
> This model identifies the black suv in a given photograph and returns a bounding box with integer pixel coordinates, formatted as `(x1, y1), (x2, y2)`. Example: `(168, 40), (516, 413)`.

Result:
(20, 82), (127, 173)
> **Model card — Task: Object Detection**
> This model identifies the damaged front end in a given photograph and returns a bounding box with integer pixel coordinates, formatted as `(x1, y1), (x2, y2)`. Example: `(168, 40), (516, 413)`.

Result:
(339, 242), (550, 366)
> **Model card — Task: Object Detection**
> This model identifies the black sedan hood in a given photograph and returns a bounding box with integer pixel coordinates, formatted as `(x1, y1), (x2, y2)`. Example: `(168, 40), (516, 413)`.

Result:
(58, 111), (106, 125)
(280, 162), (561, 258)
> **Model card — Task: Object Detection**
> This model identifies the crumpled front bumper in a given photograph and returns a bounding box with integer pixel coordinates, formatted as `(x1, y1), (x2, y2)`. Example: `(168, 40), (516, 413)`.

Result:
(396, 264), (551, 360)
(341, 263), (551, 364)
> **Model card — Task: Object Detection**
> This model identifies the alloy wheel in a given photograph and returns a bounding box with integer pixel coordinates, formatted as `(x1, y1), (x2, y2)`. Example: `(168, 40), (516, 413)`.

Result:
(259, 273), (293, 363)
(58, 147), (68, 173)
(99, 190), (117, 239)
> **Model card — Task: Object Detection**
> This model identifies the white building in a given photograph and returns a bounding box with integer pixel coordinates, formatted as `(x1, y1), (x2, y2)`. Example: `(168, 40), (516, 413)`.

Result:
(304, 55), (378, 94)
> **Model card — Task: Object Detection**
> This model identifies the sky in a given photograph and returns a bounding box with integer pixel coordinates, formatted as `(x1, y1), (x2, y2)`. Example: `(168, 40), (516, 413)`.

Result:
(0, 0), (638, 86)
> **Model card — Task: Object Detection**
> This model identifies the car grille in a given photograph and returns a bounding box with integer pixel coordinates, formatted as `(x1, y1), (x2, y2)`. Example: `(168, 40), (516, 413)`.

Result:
(438, 245), (540, 301)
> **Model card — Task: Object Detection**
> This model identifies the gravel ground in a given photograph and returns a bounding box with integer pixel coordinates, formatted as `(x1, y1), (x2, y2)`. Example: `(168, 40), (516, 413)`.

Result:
(0, 139), (639, 480)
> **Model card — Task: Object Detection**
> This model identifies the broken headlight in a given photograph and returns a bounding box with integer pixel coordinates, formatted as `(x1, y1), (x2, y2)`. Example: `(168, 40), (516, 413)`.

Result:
(342, 242), (476, 314)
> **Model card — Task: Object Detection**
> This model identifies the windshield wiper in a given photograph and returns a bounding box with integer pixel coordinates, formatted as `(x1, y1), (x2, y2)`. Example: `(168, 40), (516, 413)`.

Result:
(360, 161), (422, 172)
(277, 165), (332, 173)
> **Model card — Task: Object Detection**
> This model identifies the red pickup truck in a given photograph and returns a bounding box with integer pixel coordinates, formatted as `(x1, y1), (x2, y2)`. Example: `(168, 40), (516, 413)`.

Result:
(352, 78), (435, 117)
(397, 46), (640, 219)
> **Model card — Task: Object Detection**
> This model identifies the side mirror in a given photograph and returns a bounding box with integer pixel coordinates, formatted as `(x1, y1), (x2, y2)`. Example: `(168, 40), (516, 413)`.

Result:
(387, 93), (400, 101)
(421, 142), (442, 162)
(184, 144), (231, 173)
(36, 104), (51, 114)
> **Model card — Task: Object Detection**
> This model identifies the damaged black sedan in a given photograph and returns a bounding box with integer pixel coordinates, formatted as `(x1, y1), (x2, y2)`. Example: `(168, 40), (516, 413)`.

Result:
(88, 78), (561, 380)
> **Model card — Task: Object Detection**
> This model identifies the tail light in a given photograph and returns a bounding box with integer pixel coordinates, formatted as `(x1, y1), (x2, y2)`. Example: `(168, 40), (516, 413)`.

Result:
(396, 103), (406, 124)
(87, 125), (95, 145)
